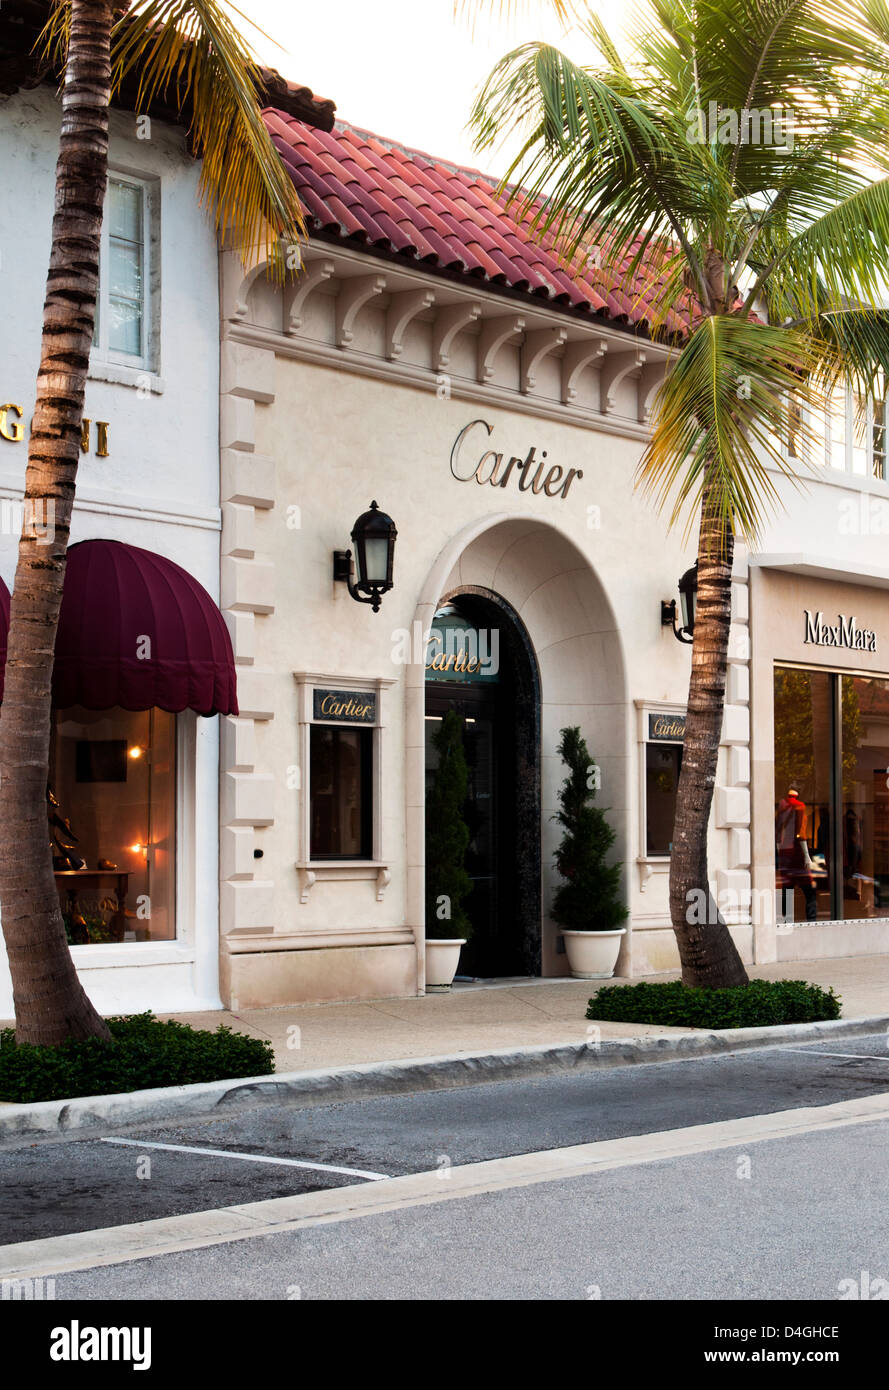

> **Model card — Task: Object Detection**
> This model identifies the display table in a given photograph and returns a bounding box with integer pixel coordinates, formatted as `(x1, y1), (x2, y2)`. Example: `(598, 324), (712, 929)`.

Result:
(54, 869), (129, 943)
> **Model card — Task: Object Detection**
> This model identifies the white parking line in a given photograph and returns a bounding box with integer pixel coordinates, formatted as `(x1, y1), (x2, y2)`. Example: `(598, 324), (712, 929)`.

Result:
(779, 1049), (889, 1062)
(6, 1090), (889, 1280)
(100, 1136), (389, 1182)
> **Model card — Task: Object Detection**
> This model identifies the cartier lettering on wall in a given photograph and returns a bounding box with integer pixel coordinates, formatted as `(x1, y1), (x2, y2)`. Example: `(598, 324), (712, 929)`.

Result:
(450, 419), (582, 500)
(803, 610), (877, 653)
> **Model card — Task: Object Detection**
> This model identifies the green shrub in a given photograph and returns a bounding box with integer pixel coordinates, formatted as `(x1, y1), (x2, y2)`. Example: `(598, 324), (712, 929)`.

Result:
(0, 1012), (275, 1104)
(586, 978), (842, 1029)
(551, 726), (628, 932)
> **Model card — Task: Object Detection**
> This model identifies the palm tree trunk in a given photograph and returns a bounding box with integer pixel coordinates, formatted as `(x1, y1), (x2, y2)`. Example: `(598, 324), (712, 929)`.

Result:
(0, 0), (114, 1044)
(669, 483), (750, 988)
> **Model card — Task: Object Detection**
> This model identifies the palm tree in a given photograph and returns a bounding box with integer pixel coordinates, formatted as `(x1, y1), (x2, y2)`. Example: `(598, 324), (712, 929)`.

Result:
(0, 0), (303, 1045)
(467, 0), (889, 986)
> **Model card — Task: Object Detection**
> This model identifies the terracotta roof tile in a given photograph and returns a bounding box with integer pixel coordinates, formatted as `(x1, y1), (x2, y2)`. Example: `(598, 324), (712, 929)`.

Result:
(266, 114), (695, 338)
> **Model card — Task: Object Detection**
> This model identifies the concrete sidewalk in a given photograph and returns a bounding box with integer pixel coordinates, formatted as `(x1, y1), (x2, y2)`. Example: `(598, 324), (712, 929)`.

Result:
(164, 955), (888, 1072)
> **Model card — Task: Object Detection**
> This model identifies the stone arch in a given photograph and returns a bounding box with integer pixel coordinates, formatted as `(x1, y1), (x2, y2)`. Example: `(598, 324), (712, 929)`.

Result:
(407, 515), (630, 985)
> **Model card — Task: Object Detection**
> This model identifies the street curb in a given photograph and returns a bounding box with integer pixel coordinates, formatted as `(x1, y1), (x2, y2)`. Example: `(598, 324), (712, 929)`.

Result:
(1, 1013), (887, 1144)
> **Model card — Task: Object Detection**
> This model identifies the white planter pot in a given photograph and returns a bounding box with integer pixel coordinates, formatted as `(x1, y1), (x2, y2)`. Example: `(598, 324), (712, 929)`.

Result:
(425, 938), (466, 992)
(562, 928), (626, 980)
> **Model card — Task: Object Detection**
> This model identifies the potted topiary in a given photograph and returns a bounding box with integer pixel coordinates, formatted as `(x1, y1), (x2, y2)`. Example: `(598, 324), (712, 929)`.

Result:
(425, 709), (473, 990)
(552, 726), (628, 979)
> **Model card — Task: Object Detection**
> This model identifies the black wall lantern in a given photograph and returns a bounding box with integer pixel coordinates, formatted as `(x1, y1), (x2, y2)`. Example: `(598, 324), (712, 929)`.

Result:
(661, 560), (698, 644)
(333, 501), (397, 613)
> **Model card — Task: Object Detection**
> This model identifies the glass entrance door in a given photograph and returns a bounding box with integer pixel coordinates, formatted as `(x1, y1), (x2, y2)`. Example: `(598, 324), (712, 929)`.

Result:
(424, 594), (540, 977)
(426, 689), (526, 979)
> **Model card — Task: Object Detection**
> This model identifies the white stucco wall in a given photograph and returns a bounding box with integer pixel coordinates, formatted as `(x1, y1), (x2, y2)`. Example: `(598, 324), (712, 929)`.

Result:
(218, 242), (737, 998)
(219, 237), (889, 998)
(0, 86), (221, 1017)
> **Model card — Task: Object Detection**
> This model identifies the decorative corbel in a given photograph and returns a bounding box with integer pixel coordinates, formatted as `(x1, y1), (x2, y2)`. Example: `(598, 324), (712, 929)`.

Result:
(376, 866), (392, 902)
(222, 255), (270, 325)
(335, 273), (387, 349)
(599, 348), (646, 415)
(385, 288), (436, 361)
(477, 314), (525, 384)
(561, 338), (608, 406)
(284, 258), (336, 336)
(432, 301), (482, 372)
(638, 361), (667, 425)
(520, 325), (568, 395)
(298, 868), (316, 905)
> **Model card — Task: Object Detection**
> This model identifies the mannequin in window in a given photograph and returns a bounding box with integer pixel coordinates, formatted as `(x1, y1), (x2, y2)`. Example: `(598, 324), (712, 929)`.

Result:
(844, 806), (863, 899)
(775, 785), (818, 921)
(47, 784), (86, 872)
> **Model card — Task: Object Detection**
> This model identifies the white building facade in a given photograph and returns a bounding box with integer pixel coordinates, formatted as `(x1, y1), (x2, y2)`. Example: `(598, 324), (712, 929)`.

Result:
(215, 116), (889, 1008)
(4, 60), (889, 1019)
(0, 80), (224, 1016)
(0, 9), (335, 1022)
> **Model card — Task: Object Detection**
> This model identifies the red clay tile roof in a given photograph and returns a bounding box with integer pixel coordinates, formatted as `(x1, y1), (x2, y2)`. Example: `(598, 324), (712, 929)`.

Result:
(256, 70), (335, 133)
(263, 115), (695, 339)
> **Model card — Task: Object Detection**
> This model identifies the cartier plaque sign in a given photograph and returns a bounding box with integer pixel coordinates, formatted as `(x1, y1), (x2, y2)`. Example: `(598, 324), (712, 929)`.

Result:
(803, 610), (877, 653)
(313, 689), (376, 723)
(648, 713), (686, 742)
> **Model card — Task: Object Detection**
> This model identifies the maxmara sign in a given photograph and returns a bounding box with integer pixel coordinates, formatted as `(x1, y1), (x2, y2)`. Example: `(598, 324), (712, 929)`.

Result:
(450, 419), (583, 501)
(804, 610), (877, 653)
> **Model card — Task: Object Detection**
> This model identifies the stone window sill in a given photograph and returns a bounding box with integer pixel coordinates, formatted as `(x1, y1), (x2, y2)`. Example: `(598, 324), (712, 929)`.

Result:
(88, 358), (165, 394)
(295, 861), (391, 904)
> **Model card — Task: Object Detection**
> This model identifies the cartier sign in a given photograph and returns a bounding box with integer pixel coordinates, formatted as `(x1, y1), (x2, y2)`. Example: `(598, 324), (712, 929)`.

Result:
(804, 610), (877, 653)
(313, 689), (376, 723)
(450, 419), (583, 500)
(648, 713), (686, 742)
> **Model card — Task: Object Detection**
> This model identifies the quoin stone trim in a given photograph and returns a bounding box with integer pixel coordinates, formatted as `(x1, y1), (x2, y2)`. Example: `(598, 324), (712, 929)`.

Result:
(714, 553), (753, 944)
(219, 327), (278, 1002)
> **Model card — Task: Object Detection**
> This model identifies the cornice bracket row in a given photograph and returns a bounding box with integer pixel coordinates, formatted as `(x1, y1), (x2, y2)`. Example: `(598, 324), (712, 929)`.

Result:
(222, 249), (669, 426)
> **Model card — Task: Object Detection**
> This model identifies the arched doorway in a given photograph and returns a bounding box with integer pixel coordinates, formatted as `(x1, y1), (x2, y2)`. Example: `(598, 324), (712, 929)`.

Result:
(407, 514), (630, 986)
(424, 590), (541, 977)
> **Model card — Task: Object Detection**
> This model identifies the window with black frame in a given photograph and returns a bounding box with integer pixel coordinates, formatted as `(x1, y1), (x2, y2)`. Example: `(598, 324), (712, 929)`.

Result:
(645, 740), (683, 856)
(309, 723), (373, 859)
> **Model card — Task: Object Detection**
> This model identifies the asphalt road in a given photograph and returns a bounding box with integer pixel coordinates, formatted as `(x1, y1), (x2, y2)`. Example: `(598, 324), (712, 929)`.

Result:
(2, 1032), (889, 1245)
(52, 1115), (889, 1302)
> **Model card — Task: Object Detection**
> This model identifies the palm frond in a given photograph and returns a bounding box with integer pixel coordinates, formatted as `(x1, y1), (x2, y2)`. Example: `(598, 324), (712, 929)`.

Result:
(470, 41), (717, 305)
(455, 0), (577, 23)
(807, 307), (889, 399)
(111, 0), (304, 270)
(756, 178), (889, 320)
(638, 316), (824, 543)
(36, 0), (71, 69)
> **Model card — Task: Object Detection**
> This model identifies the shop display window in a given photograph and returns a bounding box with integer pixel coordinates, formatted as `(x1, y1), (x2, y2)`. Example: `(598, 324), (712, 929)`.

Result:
(774, 667), (889, 921)
(50, 706), (176, 943)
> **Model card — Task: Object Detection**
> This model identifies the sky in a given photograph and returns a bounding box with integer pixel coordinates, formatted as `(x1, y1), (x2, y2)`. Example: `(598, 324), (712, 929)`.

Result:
(231, 0), (629, 177)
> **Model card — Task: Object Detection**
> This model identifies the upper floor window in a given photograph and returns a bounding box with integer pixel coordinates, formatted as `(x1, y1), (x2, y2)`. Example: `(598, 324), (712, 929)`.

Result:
(799, 384), (889, 483)
(93, 174), (156, 370)
(873, 397), (887, 481)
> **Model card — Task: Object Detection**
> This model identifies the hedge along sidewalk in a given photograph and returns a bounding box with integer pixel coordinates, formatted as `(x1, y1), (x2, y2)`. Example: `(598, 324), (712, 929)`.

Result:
(1, 1012), (888, 1145)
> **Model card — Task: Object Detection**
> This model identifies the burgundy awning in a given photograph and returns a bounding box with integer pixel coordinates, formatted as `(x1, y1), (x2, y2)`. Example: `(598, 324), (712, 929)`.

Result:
(53, 539), (238, 716)
(0, 574), (9, 703)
